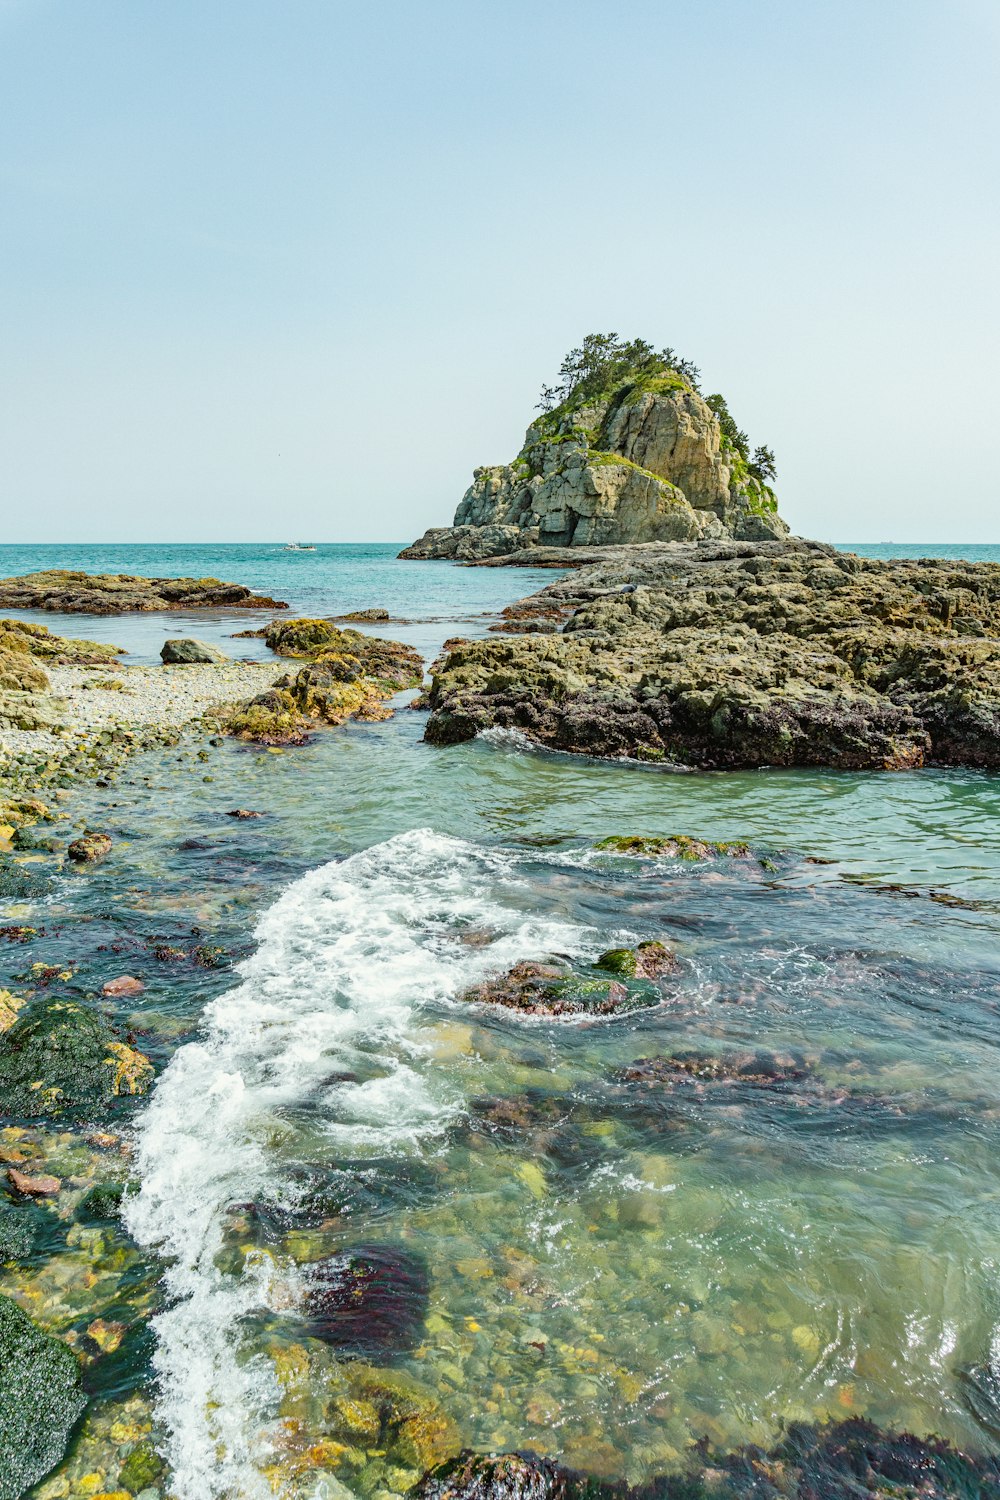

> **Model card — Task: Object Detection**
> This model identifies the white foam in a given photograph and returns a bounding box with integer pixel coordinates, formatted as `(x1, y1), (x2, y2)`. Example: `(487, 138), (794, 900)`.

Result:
(124, 828), (587, 1498)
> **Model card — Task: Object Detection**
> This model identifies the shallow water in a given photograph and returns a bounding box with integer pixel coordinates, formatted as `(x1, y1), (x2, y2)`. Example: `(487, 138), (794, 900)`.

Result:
(4, 547), (1000, 1497)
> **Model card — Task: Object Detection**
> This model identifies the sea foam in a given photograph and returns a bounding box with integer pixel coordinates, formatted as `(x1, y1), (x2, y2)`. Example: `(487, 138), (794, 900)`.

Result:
(124, 827), (586, 1498)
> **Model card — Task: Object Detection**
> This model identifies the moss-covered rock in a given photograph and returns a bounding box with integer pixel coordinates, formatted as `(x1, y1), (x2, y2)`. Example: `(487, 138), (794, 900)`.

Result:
(227, 625), (423, 743)
(462, 954), (669, 1018)
(594, 940), (677, 978)
(0, 572), (287, 614)
(0, 999), (153, 1120)
(597, 834), (752, 860)
(0, 1293), (86, 1500)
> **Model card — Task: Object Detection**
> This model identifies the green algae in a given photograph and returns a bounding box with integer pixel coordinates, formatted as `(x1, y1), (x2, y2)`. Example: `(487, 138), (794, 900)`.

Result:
(0, 1292), (85, 1500)
(0, 999), (153, 1121)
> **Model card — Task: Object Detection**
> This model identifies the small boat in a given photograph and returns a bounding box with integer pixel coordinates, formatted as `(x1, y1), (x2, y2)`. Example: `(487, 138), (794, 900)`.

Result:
(283, 543), (318, 552)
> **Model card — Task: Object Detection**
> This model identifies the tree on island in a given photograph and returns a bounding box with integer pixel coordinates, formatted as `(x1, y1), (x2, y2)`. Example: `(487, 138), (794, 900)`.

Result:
(537, 333), (777, 481)
(536, 332), (700, 412)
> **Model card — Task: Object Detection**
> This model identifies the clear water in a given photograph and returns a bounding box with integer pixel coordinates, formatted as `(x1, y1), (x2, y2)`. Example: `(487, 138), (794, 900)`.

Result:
(3, 543), (1000, 1498)
(0, 542), (564, 662)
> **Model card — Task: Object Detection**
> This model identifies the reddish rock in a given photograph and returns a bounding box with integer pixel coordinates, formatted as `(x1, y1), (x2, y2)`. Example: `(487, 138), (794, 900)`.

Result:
(102, 975), (145, 997)
(8, 1166), (61, 1196)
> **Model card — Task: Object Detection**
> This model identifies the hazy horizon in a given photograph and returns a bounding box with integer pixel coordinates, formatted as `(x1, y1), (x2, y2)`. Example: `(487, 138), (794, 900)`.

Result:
(2, 0), (997, 546)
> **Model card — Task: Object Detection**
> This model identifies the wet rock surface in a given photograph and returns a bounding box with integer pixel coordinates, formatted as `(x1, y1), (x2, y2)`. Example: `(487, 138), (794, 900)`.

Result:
(461, 949), (675, 1018)
(305, 1243), (430, 1358)
(0, 569), (287, 613)
(0, 1292), (86, 1500)
(424, 539), (1000, 770)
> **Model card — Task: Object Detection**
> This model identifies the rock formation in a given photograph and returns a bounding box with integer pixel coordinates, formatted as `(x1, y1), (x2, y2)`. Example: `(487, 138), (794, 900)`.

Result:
(402, 336), (788, 559)
(0, 570), (288, 614)
(422, 538), (1000, 772)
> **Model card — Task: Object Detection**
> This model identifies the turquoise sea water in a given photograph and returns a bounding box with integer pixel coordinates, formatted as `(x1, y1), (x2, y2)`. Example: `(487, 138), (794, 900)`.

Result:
(3, 541), (1000, 1498)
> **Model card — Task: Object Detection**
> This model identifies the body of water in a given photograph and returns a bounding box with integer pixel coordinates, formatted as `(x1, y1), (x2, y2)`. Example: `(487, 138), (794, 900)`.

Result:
(3, 542), (1000, 1498)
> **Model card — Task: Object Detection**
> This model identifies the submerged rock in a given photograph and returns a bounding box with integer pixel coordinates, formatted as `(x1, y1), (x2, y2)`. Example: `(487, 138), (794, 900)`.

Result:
(305, 1243), (429, 1358)
(0, 999), (153, 1120)
(416, 1419), (1000, 1499)
(0, 1292), (86, 1500)
(461, 956), (666, 1018)
(160, 636), (228, 664)
(617, 1050), (813, 1089)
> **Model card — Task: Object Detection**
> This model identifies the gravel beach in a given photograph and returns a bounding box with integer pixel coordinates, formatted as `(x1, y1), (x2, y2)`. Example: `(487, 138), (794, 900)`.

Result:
(0, 661), (284, 788)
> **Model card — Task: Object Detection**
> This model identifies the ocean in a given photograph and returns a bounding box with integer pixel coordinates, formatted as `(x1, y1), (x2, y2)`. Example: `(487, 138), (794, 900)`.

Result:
(3, 540), (1000, 1497)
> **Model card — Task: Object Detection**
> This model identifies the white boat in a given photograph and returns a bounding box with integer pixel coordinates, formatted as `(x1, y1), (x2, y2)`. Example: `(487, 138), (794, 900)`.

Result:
(283, 543), (317, 552)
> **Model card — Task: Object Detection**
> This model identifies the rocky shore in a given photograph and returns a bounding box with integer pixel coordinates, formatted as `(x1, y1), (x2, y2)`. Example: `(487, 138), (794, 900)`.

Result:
(423, 537), (1000, 771)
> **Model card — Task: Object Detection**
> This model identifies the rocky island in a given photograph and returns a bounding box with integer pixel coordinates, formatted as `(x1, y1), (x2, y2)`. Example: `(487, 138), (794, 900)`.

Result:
(402, 334), (788, 560)
(400, 335), (1000, 772)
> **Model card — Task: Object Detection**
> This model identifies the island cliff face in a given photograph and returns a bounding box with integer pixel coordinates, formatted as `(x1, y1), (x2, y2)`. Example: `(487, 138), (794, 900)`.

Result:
(402, 338), (788, 559)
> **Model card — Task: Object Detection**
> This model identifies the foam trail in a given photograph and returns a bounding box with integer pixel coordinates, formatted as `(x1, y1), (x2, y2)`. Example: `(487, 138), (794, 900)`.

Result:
(124, 828), (587, 1499)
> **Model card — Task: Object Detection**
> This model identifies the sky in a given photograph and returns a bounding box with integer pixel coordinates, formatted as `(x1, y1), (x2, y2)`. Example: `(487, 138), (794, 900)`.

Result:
(1, 0), (997, 544)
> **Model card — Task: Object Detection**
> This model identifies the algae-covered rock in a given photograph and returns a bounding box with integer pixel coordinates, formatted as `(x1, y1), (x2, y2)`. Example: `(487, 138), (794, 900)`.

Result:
(594, 941), (677, 978)
(266, 617), (343, 656)
(0, 999), (153, 1120)
(462, 955), (668, 1018)
(597, 834), (752, 860)
(416, 1421), (1000, 1499)
(67, 830), (113, 862)
(424, 538), (1000, 771)
(227, 623), (423, 744)
(305, 1244), (429, 1359)
(0, 1292), (86, 1500)
(118, 1439), (165, 1493)
(160, 637), (228, 664)
(0, 571), (287, 614)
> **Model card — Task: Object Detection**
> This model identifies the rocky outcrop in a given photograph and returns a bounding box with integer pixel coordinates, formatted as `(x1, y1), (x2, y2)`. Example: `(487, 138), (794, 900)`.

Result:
(0, 570), (288, 613)
(402, 360), (788, 559)
(160, 637), (228, 664)
(422, 539), (1000, 772)
(225, 620), (423, 744)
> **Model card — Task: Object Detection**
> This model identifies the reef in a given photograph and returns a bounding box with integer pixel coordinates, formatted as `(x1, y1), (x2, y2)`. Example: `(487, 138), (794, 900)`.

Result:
(225, 618), (423, 744)
(423, 538), (1000, 771)
(0, 570), (287, 613)
(402, 334), (787, 559)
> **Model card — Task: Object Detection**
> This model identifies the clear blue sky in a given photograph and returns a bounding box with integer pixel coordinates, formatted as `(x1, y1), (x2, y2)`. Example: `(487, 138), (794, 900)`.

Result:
(1, 0), (997, 542)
